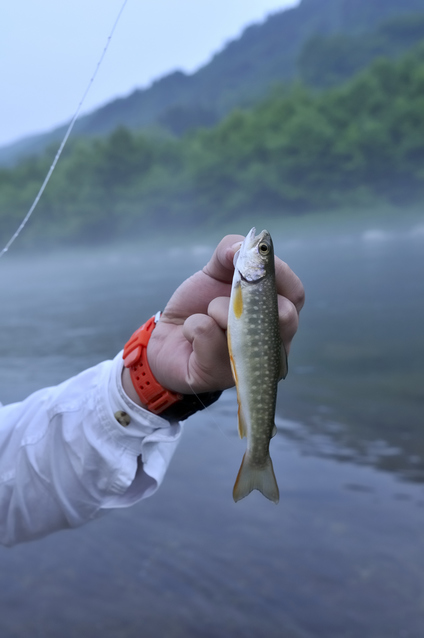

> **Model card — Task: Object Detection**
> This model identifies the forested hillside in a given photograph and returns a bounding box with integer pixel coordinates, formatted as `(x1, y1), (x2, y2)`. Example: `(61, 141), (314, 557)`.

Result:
(1, 0), (424, 165)
(1, 43), (424, 245)
(299, 13), (424, 87)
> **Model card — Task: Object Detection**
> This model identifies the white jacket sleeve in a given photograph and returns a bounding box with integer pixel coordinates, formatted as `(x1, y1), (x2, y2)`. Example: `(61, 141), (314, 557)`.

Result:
(0, 351), (182, 546)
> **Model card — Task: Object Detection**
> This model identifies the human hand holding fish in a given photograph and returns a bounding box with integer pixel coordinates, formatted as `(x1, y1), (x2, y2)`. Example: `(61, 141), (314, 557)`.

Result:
(124, 231), (304, 397)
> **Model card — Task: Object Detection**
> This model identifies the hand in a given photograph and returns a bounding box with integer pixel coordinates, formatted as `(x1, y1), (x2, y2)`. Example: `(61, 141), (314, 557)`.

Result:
(123, 234), (305, 400)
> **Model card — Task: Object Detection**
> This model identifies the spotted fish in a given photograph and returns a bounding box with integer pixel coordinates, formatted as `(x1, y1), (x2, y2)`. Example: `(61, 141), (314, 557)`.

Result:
(227, 228), (287, 503)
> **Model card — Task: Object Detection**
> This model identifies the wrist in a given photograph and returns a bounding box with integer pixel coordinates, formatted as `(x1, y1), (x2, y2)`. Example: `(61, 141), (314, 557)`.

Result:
(122, 314), (222, 421)
(121, 366), (146, 408)
(123, 315), (183, 416)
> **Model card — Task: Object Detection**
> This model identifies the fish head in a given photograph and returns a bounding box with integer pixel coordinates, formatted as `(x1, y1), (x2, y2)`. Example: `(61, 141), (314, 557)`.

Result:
(233, 227), (274, 282)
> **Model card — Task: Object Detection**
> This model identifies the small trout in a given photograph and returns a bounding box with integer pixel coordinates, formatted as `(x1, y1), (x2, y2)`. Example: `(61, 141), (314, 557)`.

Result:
(227, 228), (287, 503)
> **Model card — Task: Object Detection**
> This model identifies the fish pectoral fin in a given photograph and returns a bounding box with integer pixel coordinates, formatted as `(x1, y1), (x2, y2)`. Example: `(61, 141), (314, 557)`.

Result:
(280, 343), (288, 380)
(272, 424), (277, 438)
(233, 453), (279, 504)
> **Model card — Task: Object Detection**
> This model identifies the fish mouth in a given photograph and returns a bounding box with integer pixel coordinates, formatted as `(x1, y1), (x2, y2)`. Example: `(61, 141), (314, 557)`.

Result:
(233, 228), (256, 267)
(245, 227), (257, 249)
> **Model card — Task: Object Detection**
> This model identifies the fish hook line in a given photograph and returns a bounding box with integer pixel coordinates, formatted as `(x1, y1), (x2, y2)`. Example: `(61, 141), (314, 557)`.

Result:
(186, 379), (233, 440)
(0, 0), (129, 260)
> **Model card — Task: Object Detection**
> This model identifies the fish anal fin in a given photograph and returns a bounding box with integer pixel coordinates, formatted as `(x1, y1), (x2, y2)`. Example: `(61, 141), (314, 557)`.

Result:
(233, 453), (279, 504)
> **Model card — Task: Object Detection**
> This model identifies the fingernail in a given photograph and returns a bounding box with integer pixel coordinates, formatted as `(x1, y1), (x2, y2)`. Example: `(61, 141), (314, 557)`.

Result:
(230, 241), (243, 253)
(226, 242), (242, 265)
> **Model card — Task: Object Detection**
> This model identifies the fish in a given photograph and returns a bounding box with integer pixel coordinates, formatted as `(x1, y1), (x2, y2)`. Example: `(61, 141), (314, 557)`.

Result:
(227, 228), (288, 503)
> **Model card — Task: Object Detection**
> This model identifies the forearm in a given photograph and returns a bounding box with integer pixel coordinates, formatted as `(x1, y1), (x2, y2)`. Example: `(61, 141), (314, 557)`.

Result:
(0, 353), (182, 546)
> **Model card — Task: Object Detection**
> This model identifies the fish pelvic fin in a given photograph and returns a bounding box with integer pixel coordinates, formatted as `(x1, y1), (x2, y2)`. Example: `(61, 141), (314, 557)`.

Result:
(280, 342), (289, 380)
(233, 453), (279, 504)
(237, 403), (248, 438)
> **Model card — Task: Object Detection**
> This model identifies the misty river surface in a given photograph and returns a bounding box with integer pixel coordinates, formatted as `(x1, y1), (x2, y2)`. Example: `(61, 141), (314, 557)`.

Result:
(0, 219), (424, 638)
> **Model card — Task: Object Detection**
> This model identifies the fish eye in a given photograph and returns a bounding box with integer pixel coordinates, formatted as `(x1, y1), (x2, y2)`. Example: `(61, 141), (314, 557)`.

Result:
(258, 242), (270, 256)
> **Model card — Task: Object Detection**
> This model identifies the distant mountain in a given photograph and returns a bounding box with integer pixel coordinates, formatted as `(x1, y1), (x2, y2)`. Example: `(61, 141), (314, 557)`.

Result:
(2, 40), (424, 245)
(1, 0), (424, 165)
(298, 12), (424, 87)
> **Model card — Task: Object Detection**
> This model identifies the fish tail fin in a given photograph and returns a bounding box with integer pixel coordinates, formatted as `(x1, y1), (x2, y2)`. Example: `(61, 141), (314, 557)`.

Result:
(233, 453), (279, 504)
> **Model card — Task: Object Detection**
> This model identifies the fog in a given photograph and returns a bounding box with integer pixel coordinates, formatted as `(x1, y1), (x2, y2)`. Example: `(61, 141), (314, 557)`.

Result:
(0, 209), (423, 637)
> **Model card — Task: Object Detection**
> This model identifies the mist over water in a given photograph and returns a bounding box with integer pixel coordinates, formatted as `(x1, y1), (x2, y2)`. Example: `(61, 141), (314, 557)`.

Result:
(0, 213), (423, 637)
(273, 218), (424, 481)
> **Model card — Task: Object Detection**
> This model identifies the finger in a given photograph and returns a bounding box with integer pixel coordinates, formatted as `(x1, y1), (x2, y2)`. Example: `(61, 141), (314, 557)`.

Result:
(183, 313), (234, 390)
(203, 234), (244, 283)
(162, 271), (223, 321)
(275, 258), (305, 313)
(278, 296), (299, 355)
(207, 296), (230, 331)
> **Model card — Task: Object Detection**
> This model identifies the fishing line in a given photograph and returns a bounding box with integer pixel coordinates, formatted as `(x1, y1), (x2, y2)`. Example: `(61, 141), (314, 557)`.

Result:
(0, 0), (129, 259)
(187, 379), (233, 439)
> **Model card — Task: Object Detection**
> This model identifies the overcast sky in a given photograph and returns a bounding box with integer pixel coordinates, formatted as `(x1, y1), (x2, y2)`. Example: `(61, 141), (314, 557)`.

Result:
(0, 0), (299, 148)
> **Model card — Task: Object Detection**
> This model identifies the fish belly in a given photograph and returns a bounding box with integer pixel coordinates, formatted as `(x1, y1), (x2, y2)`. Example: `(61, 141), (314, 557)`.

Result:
(228, 276), (281, 502)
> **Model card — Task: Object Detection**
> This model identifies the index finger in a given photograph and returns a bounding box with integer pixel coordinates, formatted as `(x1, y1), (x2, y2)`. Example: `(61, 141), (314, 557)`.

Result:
(202, 234), (244, 283)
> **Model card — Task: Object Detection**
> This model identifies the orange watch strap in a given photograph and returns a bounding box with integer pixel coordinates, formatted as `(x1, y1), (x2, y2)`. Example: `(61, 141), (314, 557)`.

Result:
(123, 315), (183, 414)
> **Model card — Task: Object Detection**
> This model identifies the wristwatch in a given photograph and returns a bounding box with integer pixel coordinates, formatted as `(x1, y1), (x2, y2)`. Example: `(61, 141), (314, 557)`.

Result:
(123, 313), (221, 421)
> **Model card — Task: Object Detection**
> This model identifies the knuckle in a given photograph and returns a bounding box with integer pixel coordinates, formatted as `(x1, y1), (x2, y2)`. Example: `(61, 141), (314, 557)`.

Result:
(293, 284), (305, 311)
(279, 299), (298, 329)
(193, 316), (214, 338)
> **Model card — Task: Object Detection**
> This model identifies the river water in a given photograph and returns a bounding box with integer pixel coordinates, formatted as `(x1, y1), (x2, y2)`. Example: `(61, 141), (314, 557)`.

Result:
(0, 218), (423, 637)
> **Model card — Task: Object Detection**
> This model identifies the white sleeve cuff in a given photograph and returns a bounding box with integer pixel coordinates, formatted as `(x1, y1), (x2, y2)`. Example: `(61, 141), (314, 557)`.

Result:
(98, 351), (183, 507)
